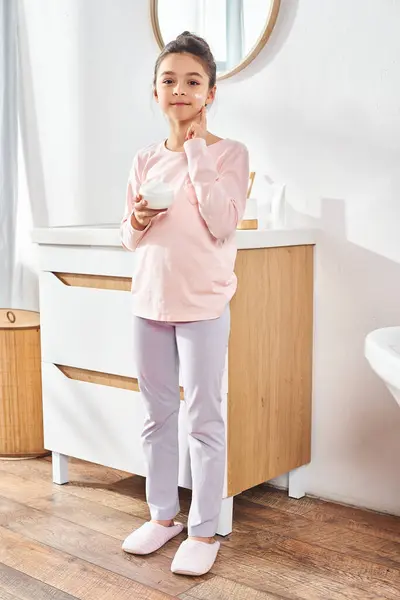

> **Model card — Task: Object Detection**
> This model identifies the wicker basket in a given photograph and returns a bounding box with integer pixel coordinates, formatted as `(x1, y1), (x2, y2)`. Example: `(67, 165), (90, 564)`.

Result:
(0, 309), (47, 458)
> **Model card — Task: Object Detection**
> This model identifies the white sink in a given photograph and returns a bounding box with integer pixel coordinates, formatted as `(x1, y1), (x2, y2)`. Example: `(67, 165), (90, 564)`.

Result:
(365, 327), (400, 406)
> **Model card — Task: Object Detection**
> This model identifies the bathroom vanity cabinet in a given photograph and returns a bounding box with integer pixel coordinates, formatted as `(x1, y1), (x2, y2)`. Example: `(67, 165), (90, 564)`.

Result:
(32, 225), (315, 535)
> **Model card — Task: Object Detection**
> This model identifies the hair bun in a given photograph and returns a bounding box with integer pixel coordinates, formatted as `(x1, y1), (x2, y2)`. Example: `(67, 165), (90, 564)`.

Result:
(176, 31), (194, 41)
(176, 31), (211, 51)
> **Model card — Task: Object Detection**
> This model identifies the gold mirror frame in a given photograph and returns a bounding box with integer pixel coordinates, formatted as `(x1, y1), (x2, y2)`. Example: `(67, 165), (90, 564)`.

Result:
(150, 0), (281, 81)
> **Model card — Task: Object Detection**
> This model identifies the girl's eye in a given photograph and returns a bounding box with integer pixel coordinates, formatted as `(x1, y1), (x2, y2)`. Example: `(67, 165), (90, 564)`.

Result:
(163, 79), (173, 85)
(188, 80), (200, 86)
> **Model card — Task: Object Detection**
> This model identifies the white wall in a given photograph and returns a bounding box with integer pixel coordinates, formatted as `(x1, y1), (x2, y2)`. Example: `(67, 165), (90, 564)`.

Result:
(20, 0), (400, 515)
(222, 0), (400, 514)
(19, 0), (167, 226)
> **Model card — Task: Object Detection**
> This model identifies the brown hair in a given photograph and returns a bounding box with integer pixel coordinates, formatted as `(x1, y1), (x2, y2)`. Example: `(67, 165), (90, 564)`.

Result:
(153, 31), (217, 89)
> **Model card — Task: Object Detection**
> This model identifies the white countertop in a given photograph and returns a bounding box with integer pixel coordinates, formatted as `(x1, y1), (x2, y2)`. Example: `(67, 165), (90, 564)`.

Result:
(31, 224), (316, 249)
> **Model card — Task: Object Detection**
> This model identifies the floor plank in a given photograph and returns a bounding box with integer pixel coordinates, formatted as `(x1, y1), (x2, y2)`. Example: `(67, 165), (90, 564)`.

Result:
(0, 525), (174, 600)
(0, 562), (77, 600)
(1, 457), (400, 599)
(0, 460), (152, 520)
(0, 591), (19, 600)
(0, 494), (197, 597)
(27, 491), (145, 540)
(224, 527), (400, 588)
(178, 576), (285, 599)
(0, 470), (55, 504)
(243, 485), (400, 543)
(234, 497), (400, 570)
(160, 533), (393, 600)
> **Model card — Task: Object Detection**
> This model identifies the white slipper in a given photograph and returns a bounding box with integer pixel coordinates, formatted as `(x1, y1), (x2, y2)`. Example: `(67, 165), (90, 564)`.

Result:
(122, 521), (184, 555)
(171, 539), (220, 576)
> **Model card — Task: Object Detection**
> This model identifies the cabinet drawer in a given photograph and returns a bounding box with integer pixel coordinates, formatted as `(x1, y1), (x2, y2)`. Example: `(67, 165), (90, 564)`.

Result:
(41, 362), (193, 487)
(39, 271), (136, 378)
(39, 271), (229, 392)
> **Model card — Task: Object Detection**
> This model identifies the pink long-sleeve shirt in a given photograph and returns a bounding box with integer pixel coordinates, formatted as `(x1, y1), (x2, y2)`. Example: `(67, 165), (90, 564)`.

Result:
(120, 137), (249, 321)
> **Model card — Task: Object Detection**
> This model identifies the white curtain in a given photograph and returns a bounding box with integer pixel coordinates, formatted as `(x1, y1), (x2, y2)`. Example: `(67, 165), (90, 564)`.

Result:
(0, 0), (18, 308)
(0, 1), (39, 311)
(12, 120), (38, 310)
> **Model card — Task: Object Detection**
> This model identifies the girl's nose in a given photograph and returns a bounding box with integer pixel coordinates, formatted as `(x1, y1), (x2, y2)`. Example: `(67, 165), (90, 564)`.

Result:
(173, 84), (186, 96)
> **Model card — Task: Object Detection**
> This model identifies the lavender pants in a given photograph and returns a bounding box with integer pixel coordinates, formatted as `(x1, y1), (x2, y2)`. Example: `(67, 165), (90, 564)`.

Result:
(133, 306), (230, 537)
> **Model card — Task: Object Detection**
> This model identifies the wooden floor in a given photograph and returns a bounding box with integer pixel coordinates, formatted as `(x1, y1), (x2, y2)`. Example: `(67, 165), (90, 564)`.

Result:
(0, 458), (399, 599)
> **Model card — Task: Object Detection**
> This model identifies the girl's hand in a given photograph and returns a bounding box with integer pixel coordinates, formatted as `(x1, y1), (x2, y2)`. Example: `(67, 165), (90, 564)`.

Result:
(131, 196), (166, 230)
(185, 107), (207, 141)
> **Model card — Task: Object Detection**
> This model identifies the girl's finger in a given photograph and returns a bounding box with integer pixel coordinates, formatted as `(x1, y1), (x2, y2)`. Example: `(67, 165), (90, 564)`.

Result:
(186, 125), (194, 140)
(135, 198), (147, 208)
(140, 208), (166, 217)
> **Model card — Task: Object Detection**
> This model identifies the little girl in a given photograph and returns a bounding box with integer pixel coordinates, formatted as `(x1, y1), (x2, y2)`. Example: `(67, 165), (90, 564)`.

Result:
(120, 31), (249, 576)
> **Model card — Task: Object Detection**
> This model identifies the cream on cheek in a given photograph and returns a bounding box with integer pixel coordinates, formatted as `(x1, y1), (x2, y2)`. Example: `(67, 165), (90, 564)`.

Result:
(192, 91), (207, 107)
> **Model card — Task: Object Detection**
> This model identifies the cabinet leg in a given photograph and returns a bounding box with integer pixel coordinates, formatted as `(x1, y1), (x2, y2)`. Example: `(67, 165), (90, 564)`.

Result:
(288, 466), (306, 499)
(52, 452), (69, 485)
(216, 497), (233, 536)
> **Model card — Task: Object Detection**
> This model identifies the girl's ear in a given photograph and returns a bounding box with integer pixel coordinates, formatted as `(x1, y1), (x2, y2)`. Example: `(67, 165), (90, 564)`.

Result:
(153, 88), (159, 103)
(206, 85), (216, 108)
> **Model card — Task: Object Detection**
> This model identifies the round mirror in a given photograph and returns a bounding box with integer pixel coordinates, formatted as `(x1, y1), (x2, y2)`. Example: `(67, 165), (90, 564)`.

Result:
(150, 0), (280, 81)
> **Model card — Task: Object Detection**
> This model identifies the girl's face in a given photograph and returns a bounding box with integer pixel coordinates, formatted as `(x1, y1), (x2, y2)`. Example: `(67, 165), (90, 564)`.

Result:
(154, 53), (216, 122)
